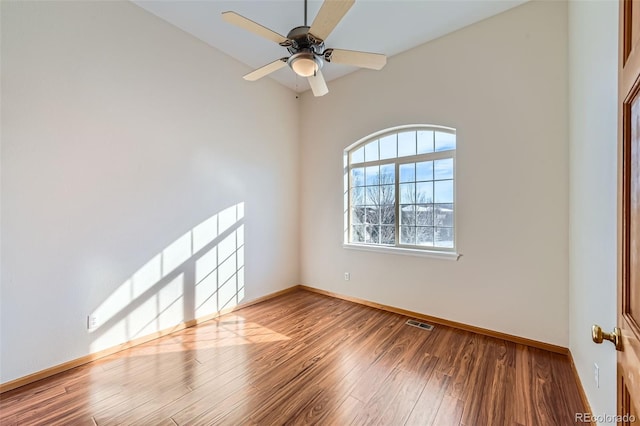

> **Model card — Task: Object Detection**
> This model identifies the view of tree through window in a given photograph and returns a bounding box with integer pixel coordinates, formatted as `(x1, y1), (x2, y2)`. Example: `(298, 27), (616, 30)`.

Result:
(345, 126), (456, 251)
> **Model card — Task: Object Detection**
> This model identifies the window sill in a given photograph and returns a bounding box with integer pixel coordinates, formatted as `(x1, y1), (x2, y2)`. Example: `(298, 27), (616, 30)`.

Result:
(343, 243), (461, 260)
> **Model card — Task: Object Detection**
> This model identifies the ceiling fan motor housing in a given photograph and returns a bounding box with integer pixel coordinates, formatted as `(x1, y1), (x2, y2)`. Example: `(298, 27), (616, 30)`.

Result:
(284, 26), (325, 56)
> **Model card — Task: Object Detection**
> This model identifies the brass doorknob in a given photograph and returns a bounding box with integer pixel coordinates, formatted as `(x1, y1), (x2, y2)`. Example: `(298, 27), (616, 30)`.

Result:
(592, 324), (622, 351)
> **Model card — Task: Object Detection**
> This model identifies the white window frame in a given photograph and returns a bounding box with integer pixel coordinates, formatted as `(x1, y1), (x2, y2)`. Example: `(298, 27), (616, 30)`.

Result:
(343, 124), (460, 260)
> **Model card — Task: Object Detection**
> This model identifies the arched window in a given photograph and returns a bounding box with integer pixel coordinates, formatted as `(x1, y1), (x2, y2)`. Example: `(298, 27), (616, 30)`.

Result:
(344, 125), (456, 253)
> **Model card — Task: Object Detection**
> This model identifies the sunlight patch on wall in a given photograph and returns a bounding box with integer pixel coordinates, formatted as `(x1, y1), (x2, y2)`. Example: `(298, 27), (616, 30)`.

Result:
(89, 203), (245, 354)
(195, 223), (245, 318)
(133, 255), (162, 298)
(162, 233), (191, 277)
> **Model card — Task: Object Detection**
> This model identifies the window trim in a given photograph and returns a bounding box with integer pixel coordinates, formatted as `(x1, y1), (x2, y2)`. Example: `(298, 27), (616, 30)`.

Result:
(343, 124), (459, 257)
(342, 242), (461, 260)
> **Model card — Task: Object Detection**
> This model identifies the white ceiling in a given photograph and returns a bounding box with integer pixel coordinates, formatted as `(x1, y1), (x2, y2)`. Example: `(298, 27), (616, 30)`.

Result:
(132, 0), (527, 93)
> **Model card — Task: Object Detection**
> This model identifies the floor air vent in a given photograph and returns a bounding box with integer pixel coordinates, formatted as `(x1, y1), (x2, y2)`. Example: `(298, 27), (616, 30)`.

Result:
(406, 319), (434, 331)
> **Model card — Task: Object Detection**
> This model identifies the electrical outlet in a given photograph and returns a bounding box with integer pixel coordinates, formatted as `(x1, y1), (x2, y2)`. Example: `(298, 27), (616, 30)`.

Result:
(594, 363), (599, 388)
(87, 314), (98, 330)
(344, 272), (350, 281)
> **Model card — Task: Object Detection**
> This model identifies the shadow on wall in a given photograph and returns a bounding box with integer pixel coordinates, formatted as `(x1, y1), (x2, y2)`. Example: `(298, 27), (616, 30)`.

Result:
(88, 203), (246, 353)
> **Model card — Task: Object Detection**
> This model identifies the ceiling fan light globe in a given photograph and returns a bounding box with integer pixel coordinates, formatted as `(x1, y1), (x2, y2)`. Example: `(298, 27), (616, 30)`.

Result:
(288, 52), (320, 77)
(292, 58), (317, 77)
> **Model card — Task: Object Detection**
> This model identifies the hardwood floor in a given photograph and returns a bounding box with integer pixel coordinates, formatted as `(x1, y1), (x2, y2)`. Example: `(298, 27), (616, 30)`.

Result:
(0, 290), (588, 425)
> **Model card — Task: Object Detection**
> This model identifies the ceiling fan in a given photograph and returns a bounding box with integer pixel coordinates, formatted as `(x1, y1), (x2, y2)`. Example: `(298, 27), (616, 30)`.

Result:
(222, 0), (387, 97)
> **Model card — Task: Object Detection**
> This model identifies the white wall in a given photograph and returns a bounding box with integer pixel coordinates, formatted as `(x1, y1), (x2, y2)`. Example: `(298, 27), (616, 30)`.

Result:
(568, 0), (618, 419)
(299, 1), (569, 346)
(0, 1), (299, 383)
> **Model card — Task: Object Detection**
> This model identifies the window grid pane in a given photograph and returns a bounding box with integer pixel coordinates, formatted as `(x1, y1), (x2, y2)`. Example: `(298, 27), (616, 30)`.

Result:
(399, 163), (415, 183)
(379, 135), (397, 160)
(351, 146), (365, 163)
(398, 132), (417, 157)
(417, 131), (434, 154)
(416, 161), (433, 181)
(400, 226), (416, 245)
(435, 132), (456, 152)
(351, 168), (364, 187)
(417, 226), (435, 246)
(365, 140), (379, 162)
(434, 158), (453, 180)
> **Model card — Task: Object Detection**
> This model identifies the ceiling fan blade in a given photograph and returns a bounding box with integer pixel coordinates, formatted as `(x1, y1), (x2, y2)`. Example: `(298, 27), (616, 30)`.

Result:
(243, 58), (288, 81)
(308, 0), (355, 42)
(222, 11), (288, 45)
(308, 70), (329, 97)
(328, 49), (387, 70)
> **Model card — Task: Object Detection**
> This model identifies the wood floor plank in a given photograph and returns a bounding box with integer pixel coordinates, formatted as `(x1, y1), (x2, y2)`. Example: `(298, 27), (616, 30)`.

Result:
(405, 369), (451, 425)
(357, 367), (423, 425)
(0, 290), (588, 425)
(531, 347), (559, 426)
(280, 385), (347, 425)
(514, 343), (535, 425)
(277, 313), (394, 425)
(478, 339), (511, 425)
(459, 335), (493, 425)
(248, 309), (396, 424)
(96, 383), (192, 425)
(0, 414), (18, 426)
(179, 384), (266, 426)
(377, 356), (438, 425)
(0, 384), (67, 418)
(445, 333), (485, 399)
(433, 394), (464, 426)
(320, 395), (364, 425)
